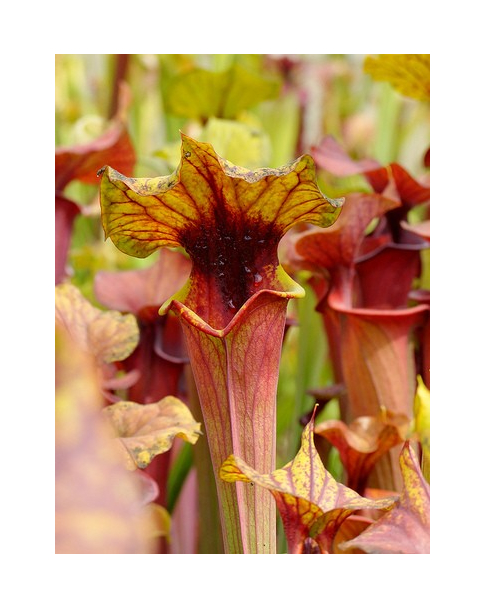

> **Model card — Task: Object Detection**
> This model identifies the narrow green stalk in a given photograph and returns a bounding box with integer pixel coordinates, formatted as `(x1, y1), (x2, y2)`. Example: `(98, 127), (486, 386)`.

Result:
(287, 279), (330, 458)
(373, 82), (402, 165)
(166, 442), (193, 514)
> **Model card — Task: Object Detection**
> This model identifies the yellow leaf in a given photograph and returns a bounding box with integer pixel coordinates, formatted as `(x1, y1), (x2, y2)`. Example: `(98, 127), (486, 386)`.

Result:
(413, 375), (430, 481)
(146, 503), (172, 539)
(339, 442), (430, 554)
(364, 54), (430, 101)
(200, 116), (271, 169)
(104, 396), (202, 470)
(220, 413), (395, 553)
(55, 283), (139, 364)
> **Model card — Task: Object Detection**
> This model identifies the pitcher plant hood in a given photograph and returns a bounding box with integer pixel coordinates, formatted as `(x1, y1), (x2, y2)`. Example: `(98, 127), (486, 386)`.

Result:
(98, 133), (343, 332)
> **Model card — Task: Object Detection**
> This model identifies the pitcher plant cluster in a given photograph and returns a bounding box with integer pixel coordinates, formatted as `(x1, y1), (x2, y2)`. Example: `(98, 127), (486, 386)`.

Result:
(55, 54), (430, 554)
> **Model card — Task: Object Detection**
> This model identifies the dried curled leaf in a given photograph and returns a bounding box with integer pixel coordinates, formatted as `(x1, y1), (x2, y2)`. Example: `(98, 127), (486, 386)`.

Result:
(55, 283), (139, 365)
(104, 396), (202, 470)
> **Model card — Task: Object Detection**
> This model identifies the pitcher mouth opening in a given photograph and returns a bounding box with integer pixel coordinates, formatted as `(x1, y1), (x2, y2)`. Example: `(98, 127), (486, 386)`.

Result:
(160, 280), (305, 339)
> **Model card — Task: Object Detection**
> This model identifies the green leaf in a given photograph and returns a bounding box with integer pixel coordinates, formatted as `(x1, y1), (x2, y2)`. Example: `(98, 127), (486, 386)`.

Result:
(166, 442), (194, 513)
(199, 116), (271, 169)
(165, 64), (281, 121)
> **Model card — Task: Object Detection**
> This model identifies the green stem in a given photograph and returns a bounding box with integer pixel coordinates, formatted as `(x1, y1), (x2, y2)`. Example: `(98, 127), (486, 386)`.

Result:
(166, 442), (193, 514)
(373, 82), (402, 165)
(289, 281), (329, 456)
